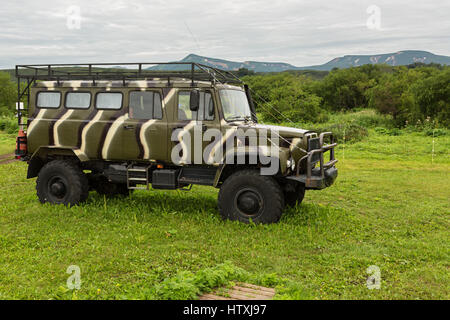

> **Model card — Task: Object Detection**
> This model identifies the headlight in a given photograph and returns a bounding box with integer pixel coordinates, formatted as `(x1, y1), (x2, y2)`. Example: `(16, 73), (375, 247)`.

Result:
(287, 158), (296, 171)
(287, 158), (292, 168)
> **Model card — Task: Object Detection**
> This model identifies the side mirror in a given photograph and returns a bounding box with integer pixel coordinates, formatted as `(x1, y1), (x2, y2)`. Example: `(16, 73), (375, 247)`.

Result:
(190, 90), (200, 111)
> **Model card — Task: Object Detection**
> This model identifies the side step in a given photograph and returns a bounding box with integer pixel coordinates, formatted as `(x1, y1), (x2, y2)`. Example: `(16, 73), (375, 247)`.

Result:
(126, 165), (151, 190)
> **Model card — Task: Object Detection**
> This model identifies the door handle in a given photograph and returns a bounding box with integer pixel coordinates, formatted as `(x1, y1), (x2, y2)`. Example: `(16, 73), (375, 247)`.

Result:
(123, 125), (135, 130)
(172, 126), (184, 132)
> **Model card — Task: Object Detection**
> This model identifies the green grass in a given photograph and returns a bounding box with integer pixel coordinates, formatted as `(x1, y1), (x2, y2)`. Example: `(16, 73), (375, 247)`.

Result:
(0, 129), (448, 300)
(0, 131), (15, 155)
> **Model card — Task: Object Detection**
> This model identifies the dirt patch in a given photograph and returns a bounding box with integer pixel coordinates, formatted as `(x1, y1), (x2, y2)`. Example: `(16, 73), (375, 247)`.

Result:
(0, 153), (16, 165)
(0, 153), (14, 160)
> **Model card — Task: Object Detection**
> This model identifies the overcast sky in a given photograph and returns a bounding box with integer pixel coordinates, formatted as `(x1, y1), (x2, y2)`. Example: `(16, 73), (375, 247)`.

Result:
(1, 0), (449, 68)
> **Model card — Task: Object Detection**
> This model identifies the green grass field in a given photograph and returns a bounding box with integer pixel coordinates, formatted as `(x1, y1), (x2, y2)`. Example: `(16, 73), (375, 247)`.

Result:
(0, 132), (15, 155)
(0, 129), (448, 300)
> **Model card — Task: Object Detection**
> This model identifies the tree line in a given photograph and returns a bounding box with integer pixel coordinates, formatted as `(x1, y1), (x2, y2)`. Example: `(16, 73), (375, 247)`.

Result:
(242, 63), (449, 128)
(0, 63), (449, 128)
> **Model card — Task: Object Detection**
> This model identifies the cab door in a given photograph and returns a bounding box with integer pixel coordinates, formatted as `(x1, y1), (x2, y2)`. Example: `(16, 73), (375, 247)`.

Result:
(120, 90), (167, 161)
(169, 89), (221, 165)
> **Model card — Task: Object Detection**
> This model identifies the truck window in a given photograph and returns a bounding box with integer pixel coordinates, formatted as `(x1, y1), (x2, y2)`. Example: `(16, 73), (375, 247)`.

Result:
(178, 91), (214, 121)
(65, 92), (91, 109)
(37, 92), (61, 109)
(178, 91), (195, 120)
(197, 92), (214, 121)
(129, 91), (163, 120)
(96, 92), (122, 110)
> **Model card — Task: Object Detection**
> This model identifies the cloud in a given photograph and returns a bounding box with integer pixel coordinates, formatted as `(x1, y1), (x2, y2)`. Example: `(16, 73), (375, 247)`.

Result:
(0, 0), (449, 68)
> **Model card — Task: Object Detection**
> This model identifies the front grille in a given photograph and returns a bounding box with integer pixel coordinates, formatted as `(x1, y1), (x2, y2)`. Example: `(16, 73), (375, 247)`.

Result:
(308, 137), (320, 151)
(308, 137), (321, 164)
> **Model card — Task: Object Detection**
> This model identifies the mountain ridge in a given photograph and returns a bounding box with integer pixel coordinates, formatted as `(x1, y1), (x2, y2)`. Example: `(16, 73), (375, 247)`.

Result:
(149, 51), (450, 72)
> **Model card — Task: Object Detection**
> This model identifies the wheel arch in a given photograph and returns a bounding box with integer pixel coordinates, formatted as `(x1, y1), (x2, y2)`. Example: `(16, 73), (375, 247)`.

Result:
(213, 153), (287, 187)
(27, 146), (88, 179)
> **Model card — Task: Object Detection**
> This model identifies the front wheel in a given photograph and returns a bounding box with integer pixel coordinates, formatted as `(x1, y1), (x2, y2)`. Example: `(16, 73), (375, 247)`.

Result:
(36, 160), (89, 206)
(218, 170), (284, 224)
(284, 182), (306, 207)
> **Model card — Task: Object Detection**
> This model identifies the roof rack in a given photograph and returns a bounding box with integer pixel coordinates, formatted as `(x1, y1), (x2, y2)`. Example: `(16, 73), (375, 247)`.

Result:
(15, 62), (242, 86)
(15, 62), (243, 128)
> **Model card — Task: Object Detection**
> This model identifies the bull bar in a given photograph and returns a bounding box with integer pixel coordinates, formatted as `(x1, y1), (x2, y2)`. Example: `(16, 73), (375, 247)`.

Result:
(287, 132), (338, 189)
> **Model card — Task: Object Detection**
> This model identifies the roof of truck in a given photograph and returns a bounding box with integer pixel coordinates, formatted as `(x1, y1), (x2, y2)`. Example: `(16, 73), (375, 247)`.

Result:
(34, 79), (244, 90)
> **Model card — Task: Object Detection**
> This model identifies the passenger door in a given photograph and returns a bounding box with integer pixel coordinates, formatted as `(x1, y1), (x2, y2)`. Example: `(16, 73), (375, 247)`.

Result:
(120, 90), (167, 161)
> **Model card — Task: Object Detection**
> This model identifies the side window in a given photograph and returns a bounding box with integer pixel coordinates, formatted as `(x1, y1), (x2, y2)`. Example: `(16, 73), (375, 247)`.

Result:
(96, 92), (122, 110)
(129, 91), (163, 120)
(178, 91), (194, 120)
(203, 92), (214, 121)
(65, 92), (91, 109)
(177, 91), (214, 121)
(37, 92), (61, 109)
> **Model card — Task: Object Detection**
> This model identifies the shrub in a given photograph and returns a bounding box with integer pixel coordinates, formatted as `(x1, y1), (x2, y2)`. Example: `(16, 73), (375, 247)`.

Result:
(374, 126), (404, 136)
(243, 74), (329, 124)
(311, 123), (369, 143)
(0, 72), (16, 116)
(424, 128), (447, 137)
(328, 109), (393, 128)
(0, 117), (18, 134)
(152, 261), (247, 300)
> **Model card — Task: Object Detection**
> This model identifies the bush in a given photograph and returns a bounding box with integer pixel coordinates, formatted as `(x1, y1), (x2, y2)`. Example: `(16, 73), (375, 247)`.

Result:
(152, 261), (247, 300)
(311, 123), (369, 143)
(424, 128), (447, 137)
(243, 74), (329, 124)
(0, 117), (18, 134)
(0, 72), (16, 116)
(374, 127), (403, 136)
(242, 64), (449, 129)
(367, 66), (449, 128)
(313, 65), (385, 111)
(411, 68), (450, 127)
(327, 109), (393, 128)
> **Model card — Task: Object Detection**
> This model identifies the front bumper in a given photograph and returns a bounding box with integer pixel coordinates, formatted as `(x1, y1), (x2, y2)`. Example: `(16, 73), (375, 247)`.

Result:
(286, 132), (338, 190)
(286, 166), (338, 189)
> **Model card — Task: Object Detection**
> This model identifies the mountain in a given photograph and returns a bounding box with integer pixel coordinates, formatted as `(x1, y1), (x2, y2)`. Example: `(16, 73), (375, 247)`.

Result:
(149, 51), (450, 72)
(298, 50), (450, 71)
(149, 54), (298, 72)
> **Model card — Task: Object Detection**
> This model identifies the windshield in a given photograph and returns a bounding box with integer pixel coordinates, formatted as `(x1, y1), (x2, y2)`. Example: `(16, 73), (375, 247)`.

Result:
(219, 90), (252, 121)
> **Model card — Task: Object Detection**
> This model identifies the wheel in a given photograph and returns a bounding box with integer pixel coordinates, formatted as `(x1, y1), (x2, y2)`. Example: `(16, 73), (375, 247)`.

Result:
(36, 160), (89, 206)
(90, 176), (132, 197)
(218, 170), (284, 224)
(284, 182), (306, 207)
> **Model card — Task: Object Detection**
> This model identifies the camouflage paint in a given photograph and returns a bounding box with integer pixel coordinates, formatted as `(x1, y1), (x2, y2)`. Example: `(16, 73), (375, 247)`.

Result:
(27, 80), (310, 176)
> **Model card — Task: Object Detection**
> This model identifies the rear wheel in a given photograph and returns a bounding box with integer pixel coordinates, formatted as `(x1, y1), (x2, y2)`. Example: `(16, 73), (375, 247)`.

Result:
(36, 160), (88, 206)
(218, 170), (284, 224)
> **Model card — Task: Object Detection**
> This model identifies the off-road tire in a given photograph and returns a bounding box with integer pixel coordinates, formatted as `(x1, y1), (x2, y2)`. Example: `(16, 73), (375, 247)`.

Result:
(36, 160), (89, 206)
(284, 182), (306, 207)
(218, 170), (284, 224)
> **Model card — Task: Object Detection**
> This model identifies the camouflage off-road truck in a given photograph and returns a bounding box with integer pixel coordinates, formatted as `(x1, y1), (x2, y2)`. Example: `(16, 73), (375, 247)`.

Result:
(15, 63), (337, 224)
